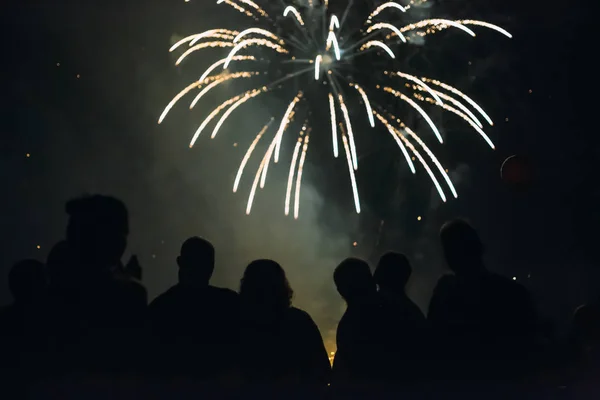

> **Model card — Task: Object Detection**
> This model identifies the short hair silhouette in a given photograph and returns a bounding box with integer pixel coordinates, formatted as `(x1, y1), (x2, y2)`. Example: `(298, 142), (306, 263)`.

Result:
(334, 258), (375, 303)
(177, 237), (215, 285)
(66, 195), (129, 268)
(374, 252), (411, 292)
(9, 259), (47, 303)
(240, 259), (292, 311)
(440, 219), (484, 274)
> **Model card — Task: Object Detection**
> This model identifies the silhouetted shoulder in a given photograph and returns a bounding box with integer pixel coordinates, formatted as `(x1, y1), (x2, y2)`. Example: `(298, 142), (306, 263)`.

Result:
(288, 306), (316, 323)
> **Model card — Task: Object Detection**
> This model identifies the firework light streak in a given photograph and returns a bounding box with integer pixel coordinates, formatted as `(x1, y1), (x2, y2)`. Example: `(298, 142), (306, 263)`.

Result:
(326, 32), (341, 60)
(421, 77), (494, 126)
(374, 112), (447, 202)
(170, 30), (238, 52)
(285, 136), (303, 216)
(190, 71), (258, 109)
(383, 87), (443, 143)
(368, 2), (407, 22)
(223, 39), (287, 69)
(160, 0), (511, 217)
(366, 23), (407, 43)
(283, 6), (304, 26)
(329, 15), (340, 31)
(274, 93), (302, 163)
(211, 89), (264, 139)
(315, 55), (322, 80)
(176, 41), (235, 66)
(360, 41), (396, 59)
(329, 93), (338, 158)
(294, 133), (310, 219)
(353, 84), (375, 128)
(338, 94), (358, 170)
(234, 119), (273, 193)
(389, 71), (443, 105)
(341, 128), (361, 214)
(234, 28), (281, 44)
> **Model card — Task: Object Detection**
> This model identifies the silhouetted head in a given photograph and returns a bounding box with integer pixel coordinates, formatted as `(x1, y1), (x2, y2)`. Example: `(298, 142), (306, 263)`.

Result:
(572, 304), (600, 346)
(66, 195), (129, 270)
(47, 240), (77, 287)
(177, 237), (215, 286)
(9, 259), (47, 304)
(240, 259), (292, 313)
(374, 252), (411, 294)
(334, 258), (376, 304)
(440, 219), (485, 275)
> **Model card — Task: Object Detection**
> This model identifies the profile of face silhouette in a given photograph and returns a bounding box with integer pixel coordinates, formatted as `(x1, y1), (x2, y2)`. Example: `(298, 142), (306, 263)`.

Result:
(374, 252), (411, 294)
(177, 237), (215, 286)
(334, 258), (376, 303)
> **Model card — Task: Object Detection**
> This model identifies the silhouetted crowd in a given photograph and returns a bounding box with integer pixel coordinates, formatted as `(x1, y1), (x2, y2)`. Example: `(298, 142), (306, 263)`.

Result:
(1, 195), (599, 398)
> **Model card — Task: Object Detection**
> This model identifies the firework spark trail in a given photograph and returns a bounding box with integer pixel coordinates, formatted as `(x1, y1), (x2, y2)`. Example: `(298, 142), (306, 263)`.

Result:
(169, 30), (238, 52)
(211, 89), (265, 139)
(421, 77), (494, 125)
(234, 119), (273, 193)
(314, 55), (322, 80)
(367, 2), (407, 23)
(457, 20), (513, 38)
(338, 94), (358, 170)
(190, 72), (258, 109)
(383, 87), (443, 143)
(416, 94), (495, 149)
(326, 31), (341, 60)
(411, 86), (482, 128)
(176, 41), (235, 66)
(399, 19), (476, 37)
(274, 93), (303, 163)
(329, 15), (340, 31)
(378, 114), (416, 174)
(224, 39), (288, 69)
(328, 93), (339, 158)
(217, 0), (269, 18)
(198, 56), (255, 84)
(341, 129), (361, 214)
(401, 124), (458, 198)
(190, 88), (266, 147)
(359, 41), (396, 59)
(352, 84), (375, 127)
(189, 32), (237, 47)
(218, 0), (254, 18)
(388, 71), (443, 104)
(233, 28), (282, 44)
(283, 6), (304, 26)
(366, 23), (407, 43)
(374, 112), (447, 202)
(159, 80), (201, 124)
(293, 133), (310, 219)
(246, 135), (278, 215)
(285, 136), (303, 216)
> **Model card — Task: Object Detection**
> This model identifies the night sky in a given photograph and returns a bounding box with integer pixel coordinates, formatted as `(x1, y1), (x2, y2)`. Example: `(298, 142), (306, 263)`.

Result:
(2, 0), (596, 350)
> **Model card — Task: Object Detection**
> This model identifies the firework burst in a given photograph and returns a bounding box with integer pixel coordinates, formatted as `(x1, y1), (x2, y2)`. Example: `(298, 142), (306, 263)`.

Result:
(159, 0), (511, 219)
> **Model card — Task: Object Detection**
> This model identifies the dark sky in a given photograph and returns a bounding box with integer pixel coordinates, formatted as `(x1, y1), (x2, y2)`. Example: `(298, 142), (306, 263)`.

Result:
(2, 0), (597, 349)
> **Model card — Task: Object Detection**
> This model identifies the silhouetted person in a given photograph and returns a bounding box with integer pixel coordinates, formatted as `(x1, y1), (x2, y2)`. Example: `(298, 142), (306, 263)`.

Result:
(0, 260), (47, 388)
(238, 259), (330, 386)
(564, 303), (600, 392)
(428, 219), (537, 381)
(149, 237), (239, 380)
(332, 258), (386, 386)
(48, 195), (147, 377)
(374, 252), (427, 382)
